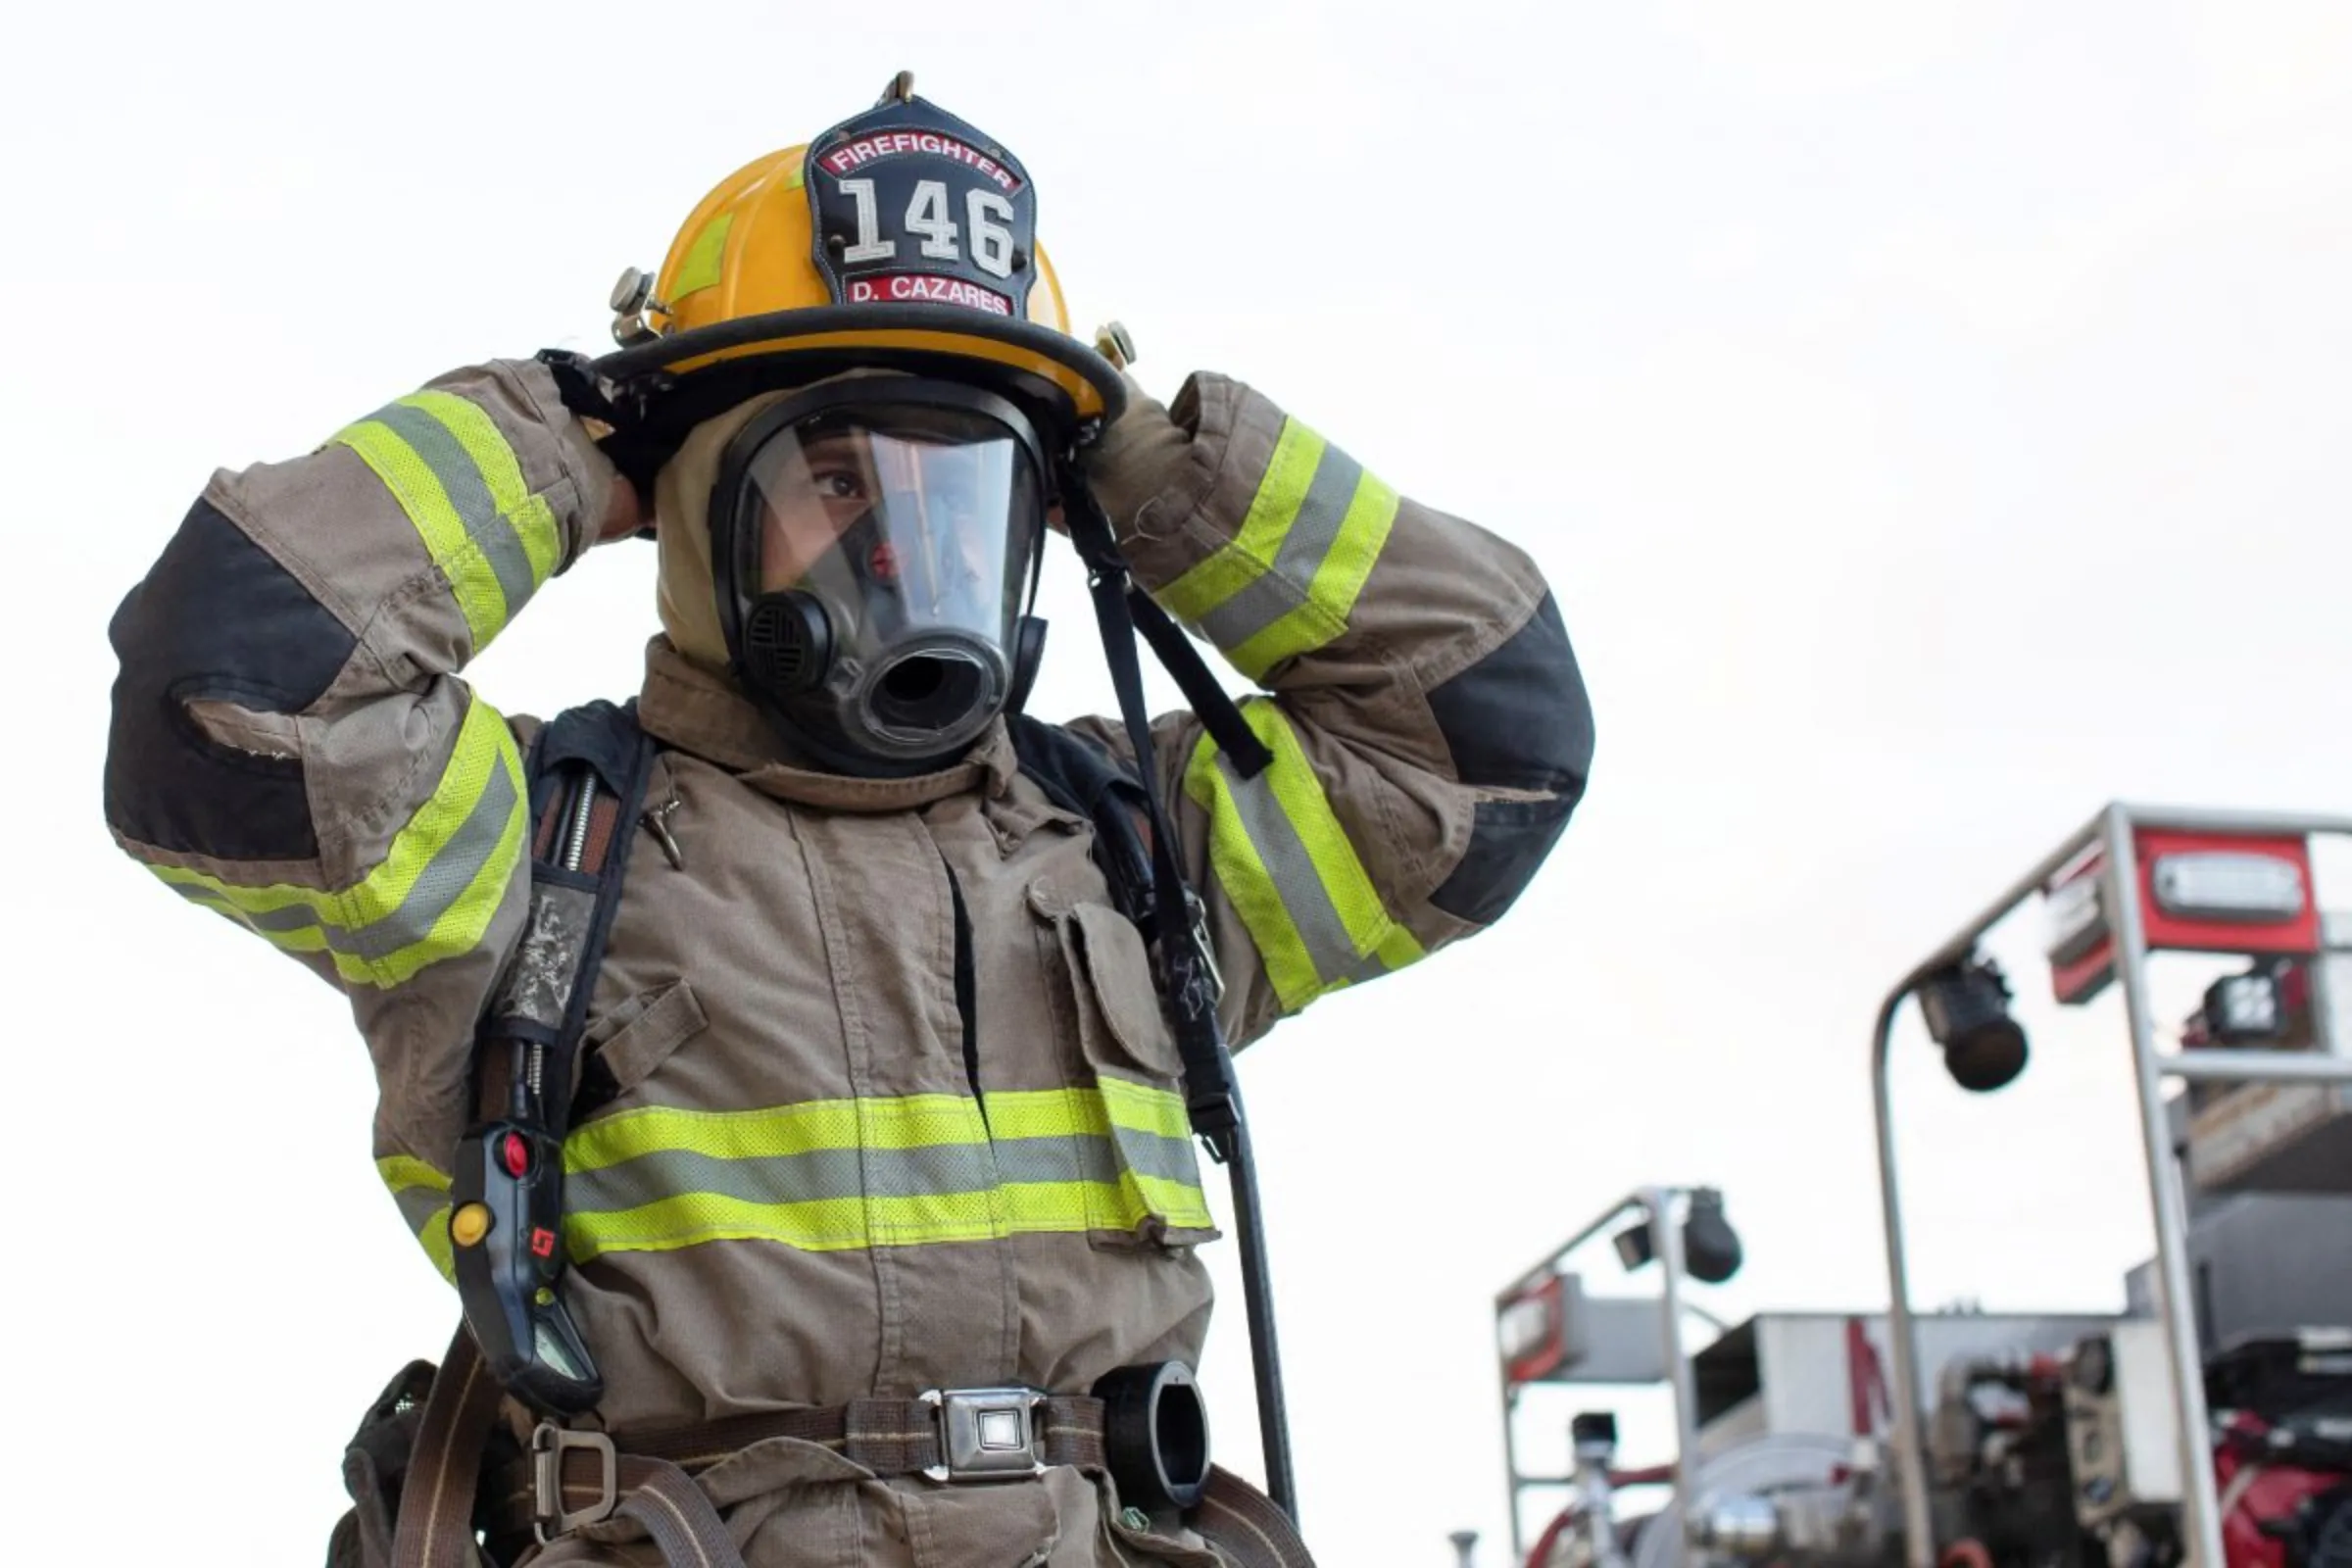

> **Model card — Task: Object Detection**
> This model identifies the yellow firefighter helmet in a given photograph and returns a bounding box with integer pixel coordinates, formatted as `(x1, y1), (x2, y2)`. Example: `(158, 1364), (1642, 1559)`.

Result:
(596, 73), (1123, 430)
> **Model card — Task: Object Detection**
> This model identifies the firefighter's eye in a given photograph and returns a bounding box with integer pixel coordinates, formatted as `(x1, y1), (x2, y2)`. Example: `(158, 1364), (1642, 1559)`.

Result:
(812, 467), (865, 501)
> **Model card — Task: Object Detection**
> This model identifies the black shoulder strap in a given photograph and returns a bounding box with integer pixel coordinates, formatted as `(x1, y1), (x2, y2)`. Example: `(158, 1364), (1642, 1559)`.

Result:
(1058, 466), (1298, 1522)
(510, 699), (661, 1125)
(528, 698), (658, 826)
(1005, 713), (1156, 932)
(451, 700), (659, 1414)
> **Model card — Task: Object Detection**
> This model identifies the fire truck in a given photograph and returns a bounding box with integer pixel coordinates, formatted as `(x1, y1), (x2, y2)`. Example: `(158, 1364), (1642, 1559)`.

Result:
(1474, 806), (2352, 1568)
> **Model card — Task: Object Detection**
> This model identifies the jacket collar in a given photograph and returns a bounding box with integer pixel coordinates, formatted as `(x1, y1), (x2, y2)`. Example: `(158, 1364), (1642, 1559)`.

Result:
(634, 636), (1017, 811)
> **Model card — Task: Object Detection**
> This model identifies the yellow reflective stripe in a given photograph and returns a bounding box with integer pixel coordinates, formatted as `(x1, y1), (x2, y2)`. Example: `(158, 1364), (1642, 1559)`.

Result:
(150, 695), (525, 989)
(397, 391), (564, 589)
(1000, 1183), (1093, 1236)
(379, 1084), (1217, 1269)
(1093, 1074), (1195, 1143)
(564, 1093), (991, 1176)
(984, 1087), (1107, 1142)
(330, 389), (561, 648)
(1130, 1173), (1215, 1230)
(1250, 703), (1392, 949)
(1223, 470), (1399, 680)
(559, 1085), (1211, 1260)
(378, 1155), (451, 1195)
(1150, 416), (1400, 680)
(1185, 739), (1320, 1007)
(419, 1205), (456, 1281)
(1153, 419), (1326, 624)
(670, 212), (735, 301)
(1185, 701), (1426, 1010)
(331, 418), (508, 646)
(1374, 921), (1426, 972)
(569, 1087), (1194, 1170)
(987, 1082), (1206, 1234)
(1005, 1174), (1213, 1235)
(983, 1080), (1191, 1144)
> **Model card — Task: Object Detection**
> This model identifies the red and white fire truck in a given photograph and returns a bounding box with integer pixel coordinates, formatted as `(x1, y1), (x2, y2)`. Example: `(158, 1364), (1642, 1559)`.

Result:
(1478, 806), (2352, 1568)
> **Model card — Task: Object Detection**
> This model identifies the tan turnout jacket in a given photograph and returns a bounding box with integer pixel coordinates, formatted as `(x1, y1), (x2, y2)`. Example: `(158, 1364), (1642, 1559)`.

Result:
(104, 357), (1592, 1564)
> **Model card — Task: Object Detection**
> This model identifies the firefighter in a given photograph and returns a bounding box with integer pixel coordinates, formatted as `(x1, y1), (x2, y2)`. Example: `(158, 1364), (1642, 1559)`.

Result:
(102, 78), (1592, 1568)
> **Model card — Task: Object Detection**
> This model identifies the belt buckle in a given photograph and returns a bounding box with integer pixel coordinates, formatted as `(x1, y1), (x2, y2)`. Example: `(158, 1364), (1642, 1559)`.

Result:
(919, 1387), (1047, 1483)
(531, 1421), (618, 1543)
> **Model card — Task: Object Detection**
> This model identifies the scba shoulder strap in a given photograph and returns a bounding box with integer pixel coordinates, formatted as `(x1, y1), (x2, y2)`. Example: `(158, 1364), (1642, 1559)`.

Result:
(448, 699), (660, 1418)
(1004, 712), (1157, 927)
(1058, 470), (1298, 1521)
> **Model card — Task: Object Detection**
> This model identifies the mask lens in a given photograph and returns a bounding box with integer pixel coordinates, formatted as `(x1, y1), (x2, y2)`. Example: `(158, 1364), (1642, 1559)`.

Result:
(745, 410), (1035, 615)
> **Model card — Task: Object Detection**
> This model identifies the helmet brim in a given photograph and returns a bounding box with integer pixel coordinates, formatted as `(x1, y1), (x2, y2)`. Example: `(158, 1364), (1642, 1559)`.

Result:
(596, 304), (1127, 433)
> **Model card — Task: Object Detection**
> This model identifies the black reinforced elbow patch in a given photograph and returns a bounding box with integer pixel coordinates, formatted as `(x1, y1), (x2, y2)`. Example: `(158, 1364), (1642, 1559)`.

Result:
(1426, 593), (1592, 796)
(1424, 593), (1593, 924)
(1431, 794), (1578, 925)
(104, 497), (357, 859)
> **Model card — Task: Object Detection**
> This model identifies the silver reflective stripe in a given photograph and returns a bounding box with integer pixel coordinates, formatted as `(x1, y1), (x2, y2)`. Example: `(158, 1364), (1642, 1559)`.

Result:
(370, 401), (539, 619)
(1192, 440), (1365, 652)
(998, 1130), (1200, 1189)
(569, 1141), (995, 1214)
(1208, 749), (1360, 990)
(994, 1135), (1108, 1187)
(169, 761), (517, 960)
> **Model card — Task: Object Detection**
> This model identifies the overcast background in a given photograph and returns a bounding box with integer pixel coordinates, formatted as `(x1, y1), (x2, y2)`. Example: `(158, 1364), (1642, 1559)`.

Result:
(10, 1), (2352, 1561)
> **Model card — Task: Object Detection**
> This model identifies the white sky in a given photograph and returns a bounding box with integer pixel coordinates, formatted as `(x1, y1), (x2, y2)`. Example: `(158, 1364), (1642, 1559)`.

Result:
(12, 1), (2352, 1561)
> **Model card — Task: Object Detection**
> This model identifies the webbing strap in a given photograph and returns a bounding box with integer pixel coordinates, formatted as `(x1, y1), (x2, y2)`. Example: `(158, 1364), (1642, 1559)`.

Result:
(605, 1456), (746, 1568)
(388, 1328), (745, 1568)
(1128, 584), (1273, 783)
(1061, 468), (1299, 1524)
(1061, 482), (1246, 1148)
(387, 1327), (509, 1568)
(1197, 1466), (1319, 1568)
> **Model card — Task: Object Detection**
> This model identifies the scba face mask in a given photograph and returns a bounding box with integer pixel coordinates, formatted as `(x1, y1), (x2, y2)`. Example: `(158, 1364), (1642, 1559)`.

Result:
(710, 378), (1051, 775)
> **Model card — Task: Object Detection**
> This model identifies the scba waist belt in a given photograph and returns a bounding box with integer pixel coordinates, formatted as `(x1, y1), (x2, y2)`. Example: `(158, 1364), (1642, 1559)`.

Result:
(514, 1388), (1111, 1538)
(502, 1364), (1217, 1542)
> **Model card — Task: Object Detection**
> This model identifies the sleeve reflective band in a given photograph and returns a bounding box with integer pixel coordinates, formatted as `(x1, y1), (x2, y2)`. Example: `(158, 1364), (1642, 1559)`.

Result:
(379, 1154), (457, 1282)
(1184, 700), (1425, 1012)
(330, 390), (564, 650)
(151, 694), (526, 989)
(1151, 416), (1400, 683)
(556, 1085), (1212, 1261)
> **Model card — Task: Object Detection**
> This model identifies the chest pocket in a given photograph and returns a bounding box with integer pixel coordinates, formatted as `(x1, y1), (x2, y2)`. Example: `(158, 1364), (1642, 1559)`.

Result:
(1030, 887), (1220, 1252)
